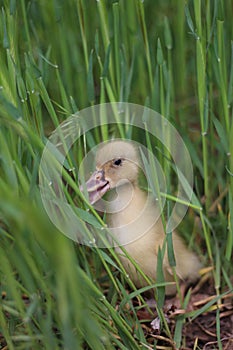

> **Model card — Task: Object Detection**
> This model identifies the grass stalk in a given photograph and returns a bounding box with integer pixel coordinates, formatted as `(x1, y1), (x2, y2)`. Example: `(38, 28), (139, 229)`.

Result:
(193, 0), (210, 209)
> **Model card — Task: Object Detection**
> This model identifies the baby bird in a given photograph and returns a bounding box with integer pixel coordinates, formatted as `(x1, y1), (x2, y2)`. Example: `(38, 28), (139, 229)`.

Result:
(84, 140), (201, 295)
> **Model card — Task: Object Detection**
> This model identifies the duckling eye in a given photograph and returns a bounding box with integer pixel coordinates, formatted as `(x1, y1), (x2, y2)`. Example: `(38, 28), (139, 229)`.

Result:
(113, 158), (122, 166)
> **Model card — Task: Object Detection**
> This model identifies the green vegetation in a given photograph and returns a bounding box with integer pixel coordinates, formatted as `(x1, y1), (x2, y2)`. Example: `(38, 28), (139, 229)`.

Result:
(0, 0), (232, 349)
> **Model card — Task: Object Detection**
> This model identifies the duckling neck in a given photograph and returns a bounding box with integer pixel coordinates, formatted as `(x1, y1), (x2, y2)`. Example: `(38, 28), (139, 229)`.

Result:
(106, 182), (162, 246)
(106, 182), (147, 225)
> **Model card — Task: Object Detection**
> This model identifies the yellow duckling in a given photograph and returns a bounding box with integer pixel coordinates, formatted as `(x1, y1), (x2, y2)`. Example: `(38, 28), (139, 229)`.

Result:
(84, 140), (201, 295)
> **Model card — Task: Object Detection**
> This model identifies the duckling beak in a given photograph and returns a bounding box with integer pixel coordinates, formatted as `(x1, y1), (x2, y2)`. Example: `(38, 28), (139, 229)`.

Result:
(84, 170), (110, 204)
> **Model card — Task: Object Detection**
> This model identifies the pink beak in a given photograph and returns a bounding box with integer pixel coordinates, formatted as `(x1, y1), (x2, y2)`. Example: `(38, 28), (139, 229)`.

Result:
(84, 170), (110, 204)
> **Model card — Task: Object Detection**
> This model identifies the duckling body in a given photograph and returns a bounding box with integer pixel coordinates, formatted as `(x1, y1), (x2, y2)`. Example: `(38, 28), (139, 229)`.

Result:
(85, 140), (201, 295)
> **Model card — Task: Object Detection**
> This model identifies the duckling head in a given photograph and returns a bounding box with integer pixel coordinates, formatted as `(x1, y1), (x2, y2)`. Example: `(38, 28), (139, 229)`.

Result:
(84, 140), (139, 204)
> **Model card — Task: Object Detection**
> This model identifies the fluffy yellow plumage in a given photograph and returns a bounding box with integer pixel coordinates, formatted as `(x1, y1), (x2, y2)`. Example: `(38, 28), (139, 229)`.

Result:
(84, 140), (201, 295)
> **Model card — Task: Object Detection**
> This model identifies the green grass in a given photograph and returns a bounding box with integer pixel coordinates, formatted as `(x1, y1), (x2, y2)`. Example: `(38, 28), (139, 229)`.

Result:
(0, 0), (233, 349)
